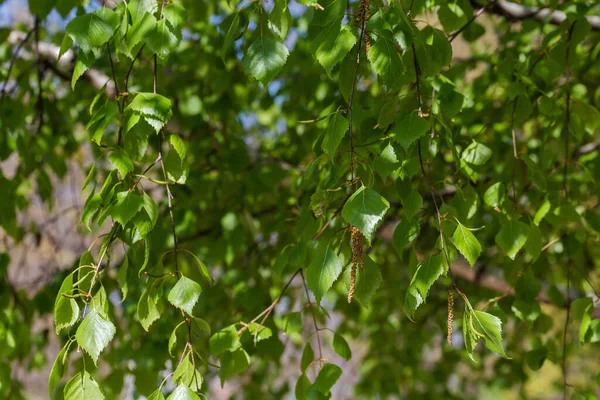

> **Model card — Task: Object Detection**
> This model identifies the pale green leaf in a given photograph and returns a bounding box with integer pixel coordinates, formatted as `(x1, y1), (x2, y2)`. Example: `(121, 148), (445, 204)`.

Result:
(306, 247), (342, 303)
(66, 8), (119, 53)
(137, 287), (161, 331)
(368, 30), (403, 89)
(373, 143), (399, 179)
(392, 111), (430, 150)
(108, 149), (134, 178)
(242, 38), (289, 85)
(54, 273), (80, 334)
(75, 309), (116, 366)
(105, 191), (145, 227)
(333, 333), (352, 361)
(484, 182), (506, 208)
(219, 348), (250, 386)
(127, 11), (157, 51)
(341, 186), (390, 245)
(321, 113), (348, 160)
(173, 354), (202, 391)
(210, 325), (241, 356)
(166, 385), (200, 400)
(168, 276), (202, 315)
(471, 310), (509, 358)
(269, 0), (292, 40)
(495, 220), (530, 259)
(462, 140), (492, 166)
(452, 222), (482, 268)
(313, 363), (342, 394)
(147, 19), (180, 58)
(63, 371), (105, 400)
(313, 20), (357, 74)
(49, 340), (73, 397)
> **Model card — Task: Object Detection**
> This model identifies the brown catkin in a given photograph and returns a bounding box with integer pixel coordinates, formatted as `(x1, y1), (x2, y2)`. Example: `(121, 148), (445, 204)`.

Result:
(355, 0), (371, 27)
(447, 288), (454, 345)
(365, 34), (371, 56)
(348, 226), (364, 303)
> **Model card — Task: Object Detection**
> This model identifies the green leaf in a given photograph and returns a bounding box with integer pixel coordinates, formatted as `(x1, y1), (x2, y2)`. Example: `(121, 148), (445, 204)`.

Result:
(392, 219), (420, 255)
(147, 19), (180, 58)
(373, 143), (399, 179)
(341, 186), (390, 245)
(166, 385), (200, 400)
(137, 287), (161, 331)
(75, 309), (116, 366)
(163, 3), (188, 30)
(247, 323), (272, 343)
(306, 247), (342, 303)
(414, 27), (452, 77)
(127, 11), (157, 51)
(321, 113), (348, 160)
(168, 276), (202, 315)
(525, 347), (547, 371)
(452, 222), (482, 268)
(54, 273), (80, 334)
(72, 50), (95, 89)
(222, 12), (241, 62)
(66, 8), (119, 53)
(91, 286), (109, 319)
(173, 353), (202, 391)
(295, 373), (311, 400)
(534, 198), (551, 226)
(471, 310), (509, 358)
(242, 37), (289, 85)
(401, 186), (423, 220)
(301, 343), (314, 372)
(495, 220), (530, 260)
(108, 150), (134, 178)
(63, 371), (105, 400)
(210, 325), (241, 357)
(313, 363), (342, 394)
(368, 30), (403, 89)
(410, 253), (444, 302)
(126, 92), (173, 133)
(106, 191), (145, 227)
(484, 182), (506, 208)
(170, 133), (187, 162)
(148, 389), (166, 400)
(462, 140), (492, 166)
(49, 340), (73, 397)
(313, 21), (357, 75)
(343, 256), (383, 307)
(219, 349), (250, 386)
(333, 333), (352, 361)
(269, 0), (292, 40)
(338, 46), (356, 102)
(438, 3), (467, 32)
(524, 224), (543, 261)
(392, 111), (430, 150)
(168, 324), (180, 356)
(58, 33), (73, 61)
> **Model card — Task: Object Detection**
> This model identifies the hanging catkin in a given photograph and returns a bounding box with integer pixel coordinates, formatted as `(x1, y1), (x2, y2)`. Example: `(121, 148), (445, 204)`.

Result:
(355, 0), (370, 28)
(348, 226), (364, 303)
(447, 288), (454, 345)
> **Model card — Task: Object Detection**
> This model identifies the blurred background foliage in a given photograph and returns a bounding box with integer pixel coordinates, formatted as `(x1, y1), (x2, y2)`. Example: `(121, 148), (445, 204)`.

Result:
(0, 0), (600, 398)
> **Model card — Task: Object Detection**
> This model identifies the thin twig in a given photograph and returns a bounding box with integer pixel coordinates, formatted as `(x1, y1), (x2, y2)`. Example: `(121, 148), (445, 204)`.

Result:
(561, 21), (576, 400)
(1, 28), (34, 101)
(300, 269), (324, 368)
(448, 0), (498, 43)
(313, 192), (352, 241)
(35, 17), (44, 133)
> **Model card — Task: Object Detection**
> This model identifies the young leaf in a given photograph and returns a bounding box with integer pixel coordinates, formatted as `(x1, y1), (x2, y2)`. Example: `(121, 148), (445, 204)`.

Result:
(75, 309), (116, 366)
(166, 385), (200, 400)
(306, 247), (342, 303)
(219, 349), (250, 386)
(321, 113), (348, 161)
(63, 371), (105, 400)
(105, 191), (145, 227)
(471, 310), (509, 358)
(49, 340), (73, 397)
(341, 186), (390, 245)
(127, 11), (157, 51)
(392, 111), (430, 150)
(313, 363), (342, 394)
(66, 8), (119, 53)
(452, 222), (482, 268)
(222, 12), (241, 62)
(410, 253), (444, 301)
(242, 37), (289, 85)
(313, 21), (357, 75)
(495, 220), (530, 260)
(392, 219), (420, 255)
(137, 287), (161, 331)
(148, 389), (166, 400)
(484, 182), (506, 208)
(269, 0), (292, 40)
(209, 325), (241, 357)
(401, 186), (423, 220)
(108, 150), (134, 178)
(168, 276), (202, 315)
(173, 353), (202, 391)
(333, 333), (352, 361)
(462, 140), (492, 166)
(126, 92), (173, 132)
(301, 343), (315, 372)
(147, 19), (180, 58)
(54, 273), (80, 334)
(373, 143), (399, 179)
(368, 30), (403, 89)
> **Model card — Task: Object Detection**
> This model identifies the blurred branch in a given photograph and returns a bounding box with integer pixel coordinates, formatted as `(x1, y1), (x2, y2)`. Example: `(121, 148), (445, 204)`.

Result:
(472, 0), (600, 30)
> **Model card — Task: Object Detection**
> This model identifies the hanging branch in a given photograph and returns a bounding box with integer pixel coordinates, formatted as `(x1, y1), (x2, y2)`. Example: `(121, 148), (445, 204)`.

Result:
(561, 20), (576, 400)
(35, 16), (44, 133)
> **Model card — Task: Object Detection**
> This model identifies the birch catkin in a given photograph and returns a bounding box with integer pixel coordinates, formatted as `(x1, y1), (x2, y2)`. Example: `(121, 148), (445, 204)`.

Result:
(447, 288), (454, 345)
(348, 226), (364, 303)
